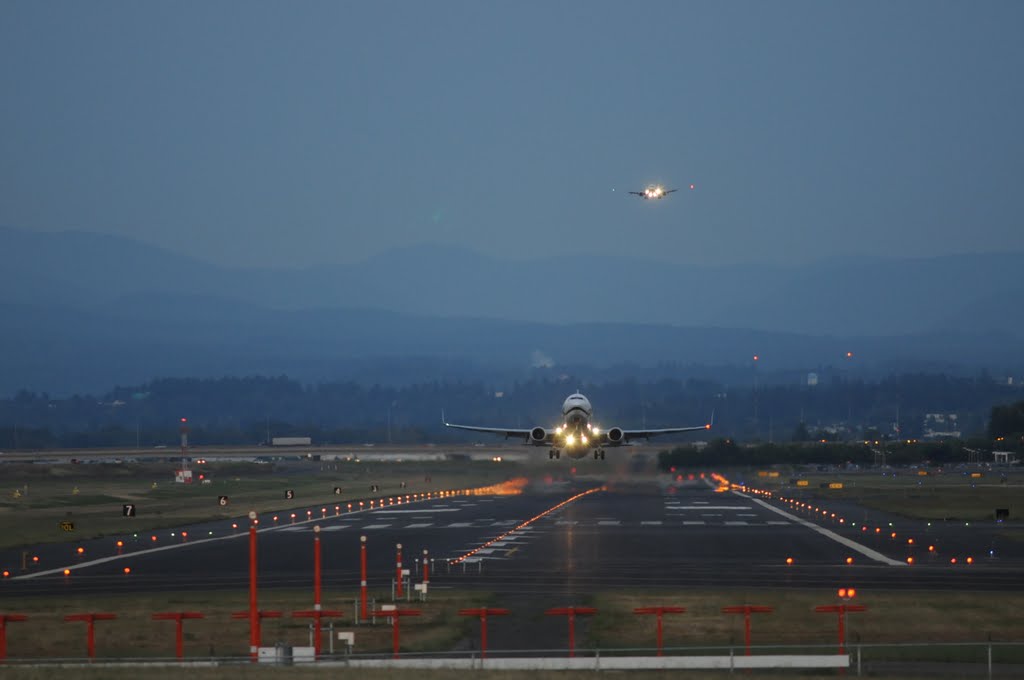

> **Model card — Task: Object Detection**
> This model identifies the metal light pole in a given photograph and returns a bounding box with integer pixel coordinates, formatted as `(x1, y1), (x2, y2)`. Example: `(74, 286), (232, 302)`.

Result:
(152, 612), (204, 659)
(633, 606), (686, 656)
(721, 605), (774, 656)
(360, 535), (368, 621)
(248, 510), (259, 661)
(545, 607), (597, 658)
(458, 608), (510, 660)
(395, 543), (404, 599)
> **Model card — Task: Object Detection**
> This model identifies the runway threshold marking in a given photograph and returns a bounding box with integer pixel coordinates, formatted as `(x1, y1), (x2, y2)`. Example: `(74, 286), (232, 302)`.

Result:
(734, 490), (907, 567)
(449, 486), (605, 565)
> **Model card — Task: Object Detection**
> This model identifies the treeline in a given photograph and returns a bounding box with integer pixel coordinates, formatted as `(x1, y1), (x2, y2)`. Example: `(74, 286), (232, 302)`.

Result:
(658, 438), (1004, 470)
(1, 374), (1022, 451)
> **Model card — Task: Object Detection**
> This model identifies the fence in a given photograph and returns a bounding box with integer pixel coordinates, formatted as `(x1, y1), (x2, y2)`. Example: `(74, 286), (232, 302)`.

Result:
(3, 641), (1023, 677)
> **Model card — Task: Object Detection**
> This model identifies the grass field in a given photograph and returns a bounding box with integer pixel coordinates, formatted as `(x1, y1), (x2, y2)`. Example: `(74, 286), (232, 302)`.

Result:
(0, 457), (515, 550)
(746, 468), (1023, 523)
(0, 587), (490, 660)
(0, 586), (1021, 669)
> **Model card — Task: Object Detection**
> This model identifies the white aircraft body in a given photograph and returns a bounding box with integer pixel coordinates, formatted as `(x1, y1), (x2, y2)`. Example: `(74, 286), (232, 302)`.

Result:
(444, 392), (711, 460)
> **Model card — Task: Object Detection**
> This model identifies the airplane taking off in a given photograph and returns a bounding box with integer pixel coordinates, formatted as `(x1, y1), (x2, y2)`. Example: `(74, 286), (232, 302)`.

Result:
(444, 392), (712, 460)
(629, 184), (677, 199)
(622, 183), (696, 199)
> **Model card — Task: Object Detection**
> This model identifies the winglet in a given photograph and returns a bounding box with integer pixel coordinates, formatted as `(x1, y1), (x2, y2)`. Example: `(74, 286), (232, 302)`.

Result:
(441, 409), (447, 426)
(707, 409), (715, 429)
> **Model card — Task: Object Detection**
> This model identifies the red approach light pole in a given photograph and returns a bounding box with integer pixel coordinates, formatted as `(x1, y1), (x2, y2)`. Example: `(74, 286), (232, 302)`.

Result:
(721, 605), (774, 656)
(815, 604), (867, 654)
(360, 535), (368, 622)
(372, 608), (421, 659)
(151, 612), (204, 659)
(231, 610), (283, 653)
(395, 543), (403, 598)
(64, 613), (117, 659)
(458, 608), (510, 659)
(1, 614), (29, 661)
(545, 607), (597, 658)
(292, 609), (343, 658)
(247, 510), (259, 661)
(633, 606), (686, 656)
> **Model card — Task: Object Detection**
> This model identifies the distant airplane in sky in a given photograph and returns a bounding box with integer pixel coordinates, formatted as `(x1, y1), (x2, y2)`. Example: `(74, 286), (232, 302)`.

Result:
(630, 184), (676, 199)
(444, 392), (711, 460)
(628, 183), (695, 199)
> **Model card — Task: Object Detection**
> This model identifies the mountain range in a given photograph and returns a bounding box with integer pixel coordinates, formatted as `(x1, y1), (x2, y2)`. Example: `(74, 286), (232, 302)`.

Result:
(1, 226), (1021, 395)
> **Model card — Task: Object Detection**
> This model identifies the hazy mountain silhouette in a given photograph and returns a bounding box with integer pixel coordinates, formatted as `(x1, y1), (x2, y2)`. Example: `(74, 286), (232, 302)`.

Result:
(1, 226), (1021, 394)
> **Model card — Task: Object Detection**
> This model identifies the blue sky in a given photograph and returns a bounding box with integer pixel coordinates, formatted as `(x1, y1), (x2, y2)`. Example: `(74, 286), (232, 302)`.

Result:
(2, 1), (1023, 268)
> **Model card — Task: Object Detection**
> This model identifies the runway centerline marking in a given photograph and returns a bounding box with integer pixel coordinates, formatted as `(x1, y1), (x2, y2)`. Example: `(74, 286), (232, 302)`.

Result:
(450, 486), (605, 565)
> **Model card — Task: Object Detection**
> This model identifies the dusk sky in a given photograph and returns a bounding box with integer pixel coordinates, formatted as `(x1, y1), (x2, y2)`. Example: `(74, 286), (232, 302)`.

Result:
(2, 1), (1023, 269)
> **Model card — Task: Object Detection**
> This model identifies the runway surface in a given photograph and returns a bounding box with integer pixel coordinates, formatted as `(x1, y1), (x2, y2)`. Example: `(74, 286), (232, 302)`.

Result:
(4, 474), (1021, 595)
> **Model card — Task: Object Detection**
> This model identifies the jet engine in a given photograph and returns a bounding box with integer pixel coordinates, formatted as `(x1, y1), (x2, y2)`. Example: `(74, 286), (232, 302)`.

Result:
(606, 427), (626, 445)
(529, 427), (548, 445)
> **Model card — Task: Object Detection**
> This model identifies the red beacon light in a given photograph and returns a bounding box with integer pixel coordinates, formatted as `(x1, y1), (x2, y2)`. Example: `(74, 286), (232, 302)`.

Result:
(837, 588), (856, 600)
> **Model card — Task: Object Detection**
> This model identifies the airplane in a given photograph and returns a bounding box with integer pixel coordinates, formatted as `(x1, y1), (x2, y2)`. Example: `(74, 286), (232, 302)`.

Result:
(444, 392), (712, 460)
(629, 184), (678, 200)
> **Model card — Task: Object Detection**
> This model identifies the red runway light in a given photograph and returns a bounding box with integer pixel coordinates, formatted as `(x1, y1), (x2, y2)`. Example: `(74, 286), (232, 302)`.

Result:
(2, 570), (9, 578)
(77, 547), (84, 555)
(32, 556), (39, 563)
(966, 557), (974, 564)
(63, 569), (71, 576)
(845, 557), (854, 565)
(785, 557), (793, 565)
(124, 567), (131, 574)
(928, 545), (935, 552)
(116, 540), (124, 548)
(907, 557), (915, 564)
(151, 535), (158, 541)
(951, 558), (958, 564)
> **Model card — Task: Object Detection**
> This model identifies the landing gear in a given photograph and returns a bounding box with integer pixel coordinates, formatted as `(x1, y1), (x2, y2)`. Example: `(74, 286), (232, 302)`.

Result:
(549, 449), (561, 460)
(594, 449), (606, 460)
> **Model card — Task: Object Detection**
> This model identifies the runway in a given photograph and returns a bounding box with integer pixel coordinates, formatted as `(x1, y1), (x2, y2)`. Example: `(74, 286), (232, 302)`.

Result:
(4, 474), (1021, 598)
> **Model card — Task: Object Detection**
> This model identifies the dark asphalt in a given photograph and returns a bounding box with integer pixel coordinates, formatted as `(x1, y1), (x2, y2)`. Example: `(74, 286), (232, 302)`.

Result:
(3, 472), (1022, 651)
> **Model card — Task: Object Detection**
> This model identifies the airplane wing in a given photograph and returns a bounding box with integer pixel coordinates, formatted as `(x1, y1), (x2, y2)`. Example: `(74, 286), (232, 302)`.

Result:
(665, 189), (678, 195)
(615, 424), (710, 440)
(600, 412), (713, 444)
(628, 191), (644, 196)
(443, 420), (536, 442)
